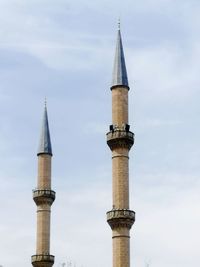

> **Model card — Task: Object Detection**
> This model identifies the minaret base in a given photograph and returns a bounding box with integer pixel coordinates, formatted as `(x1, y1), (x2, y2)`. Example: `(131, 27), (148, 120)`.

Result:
(31, 254), (54, 267)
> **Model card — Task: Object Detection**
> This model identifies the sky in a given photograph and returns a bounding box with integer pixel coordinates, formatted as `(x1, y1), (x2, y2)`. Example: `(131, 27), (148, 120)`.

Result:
(0, 0), (200, 266)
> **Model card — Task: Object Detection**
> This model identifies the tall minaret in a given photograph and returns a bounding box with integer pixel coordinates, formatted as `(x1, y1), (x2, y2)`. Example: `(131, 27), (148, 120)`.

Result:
(32, 103), (55, 267)
(106, 24), (135, 267)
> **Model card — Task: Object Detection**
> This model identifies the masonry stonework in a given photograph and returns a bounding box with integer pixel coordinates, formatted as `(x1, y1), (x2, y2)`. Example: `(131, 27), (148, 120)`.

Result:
(37, 155), (52, 189)
(107, 27), (135, 267)
(32, 106), (55, 267)
(112, 87), (128, 125)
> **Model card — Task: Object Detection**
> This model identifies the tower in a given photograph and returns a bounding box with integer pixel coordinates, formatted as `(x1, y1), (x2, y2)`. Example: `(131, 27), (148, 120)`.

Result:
(32, 104), (55, 267)
(106, 25), (135, 267)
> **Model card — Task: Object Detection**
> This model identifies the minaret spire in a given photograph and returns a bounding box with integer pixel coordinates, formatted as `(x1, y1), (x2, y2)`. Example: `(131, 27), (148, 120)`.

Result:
(32, 103), (55, 267)
(106, 26), (135, 267)
(38, 102), (52, 156)
(111, 23), (129, 89)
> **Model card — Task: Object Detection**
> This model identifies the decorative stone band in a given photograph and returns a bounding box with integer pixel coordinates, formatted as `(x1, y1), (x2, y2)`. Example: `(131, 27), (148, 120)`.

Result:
(107, 209), (135, 230)
(31, 254), (54, 267)
(33, 189), (56, 205)
(107, 130), (134, 150)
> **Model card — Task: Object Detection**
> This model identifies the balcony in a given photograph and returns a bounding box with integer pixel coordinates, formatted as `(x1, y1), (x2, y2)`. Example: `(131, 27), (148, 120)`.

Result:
(106, 130), (134, 150)
(31, 254), (54, 267)
(107, 209), (135, 229)
(33, 189), (56, 205)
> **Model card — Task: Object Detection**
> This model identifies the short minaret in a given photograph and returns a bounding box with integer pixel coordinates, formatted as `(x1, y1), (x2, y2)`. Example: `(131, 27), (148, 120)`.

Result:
(106, 24), (135, 267)
(32, 103), (55, 267)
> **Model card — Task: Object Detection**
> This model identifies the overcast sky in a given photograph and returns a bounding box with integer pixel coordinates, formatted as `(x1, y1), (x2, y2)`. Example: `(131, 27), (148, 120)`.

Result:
(0, 0), (200, 266)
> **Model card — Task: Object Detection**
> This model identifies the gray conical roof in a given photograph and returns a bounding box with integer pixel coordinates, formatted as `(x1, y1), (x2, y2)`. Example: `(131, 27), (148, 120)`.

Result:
(111, 28), (129, 89)
(37, 105), (52, 156)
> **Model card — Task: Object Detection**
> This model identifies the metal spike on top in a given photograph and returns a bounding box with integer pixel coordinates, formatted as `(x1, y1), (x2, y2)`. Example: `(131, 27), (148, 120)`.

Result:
(118, 18), (121, 30)
(37, 100), (52, 156)
(111, 22), (129, 89)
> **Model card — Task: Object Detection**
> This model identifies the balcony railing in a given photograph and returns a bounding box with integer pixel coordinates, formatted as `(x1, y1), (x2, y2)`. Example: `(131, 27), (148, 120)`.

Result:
(107, 209), (135, 220)
(33, 189), (56, 199)
(107, 130), (134, 140)
(107, 209), (135, 229)
(33, 189), (56, 205)
(107, 130), (134, 150)
(31, 254), (54, 263)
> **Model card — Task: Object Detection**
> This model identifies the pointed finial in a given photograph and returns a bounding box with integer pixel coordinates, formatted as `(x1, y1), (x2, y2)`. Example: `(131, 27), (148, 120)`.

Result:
(118, 18), (121, 30)
(45, 97), (47, 107)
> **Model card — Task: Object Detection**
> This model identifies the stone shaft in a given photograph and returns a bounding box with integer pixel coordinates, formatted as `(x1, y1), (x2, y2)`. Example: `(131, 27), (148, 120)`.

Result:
(36, 202), (51, 254)
(32, 154), (55, 267)
(37, 155), (52, 254)
(112, 147), (129, 209)
(113, 228), (130, 267)
(112, 87), (128, 126)
(107, 85), (135, 267)
(37, 155), (52, 190)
